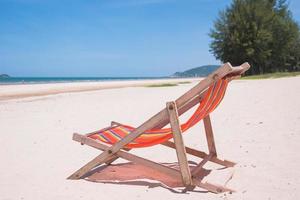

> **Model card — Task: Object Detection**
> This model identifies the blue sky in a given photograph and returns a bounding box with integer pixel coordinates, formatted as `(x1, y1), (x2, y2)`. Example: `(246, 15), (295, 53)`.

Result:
(0, 0), (299, 77)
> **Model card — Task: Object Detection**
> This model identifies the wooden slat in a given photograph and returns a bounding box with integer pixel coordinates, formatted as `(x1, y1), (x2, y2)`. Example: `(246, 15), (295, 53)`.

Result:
(167, 101), (192, 186)
(162, 140), (207, 157)
(229, 62), (250, 75)
(85, 124), (118, 137)
(203, 115), (217, 155)
(191, 154), (213, 176)
(162, 141), (236, 167)
(194, 181), (236, 193)
(111, 121), (123, 126)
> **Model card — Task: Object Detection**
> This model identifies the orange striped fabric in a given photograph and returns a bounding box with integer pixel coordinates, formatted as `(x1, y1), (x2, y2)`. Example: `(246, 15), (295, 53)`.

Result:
(89, 78), (229, 148)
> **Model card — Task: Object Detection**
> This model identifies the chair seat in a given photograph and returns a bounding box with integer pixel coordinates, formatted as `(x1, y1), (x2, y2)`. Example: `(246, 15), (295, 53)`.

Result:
(88, 78), (229, 148)
(89, 124), (174, 148)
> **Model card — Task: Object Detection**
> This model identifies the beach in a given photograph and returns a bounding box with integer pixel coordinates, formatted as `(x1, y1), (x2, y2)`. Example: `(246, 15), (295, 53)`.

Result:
(0, 76), (300, 199)
(0, 78), (199, 101)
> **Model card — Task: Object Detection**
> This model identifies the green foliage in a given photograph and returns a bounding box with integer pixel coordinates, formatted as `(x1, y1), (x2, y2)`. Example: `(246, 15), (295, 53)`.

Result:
(210, 0), (300, 75)
(178, 81), (192, 84)
(146, 83), (178, 87)
(241, 71), (300, 79)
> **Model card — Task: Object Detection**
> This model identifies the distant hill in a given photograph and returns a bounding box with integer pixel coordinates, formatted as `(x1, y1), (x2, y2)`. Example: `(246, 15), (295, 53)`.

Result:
(0, 74), (10, 78)
(172, 65), (219, 77)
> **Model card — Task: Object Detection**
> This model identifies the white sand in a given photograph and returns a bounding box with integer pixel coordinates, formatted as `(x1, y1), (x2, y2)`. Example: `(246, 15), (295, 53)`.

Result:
(0, 77), (299, 199)
(0, 78), (199, 101)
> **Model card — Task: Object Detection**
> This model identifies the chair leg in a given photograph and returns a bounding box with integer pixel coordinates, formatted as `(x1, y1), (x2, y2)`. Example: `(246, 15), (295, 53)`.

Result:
(70, 133), (235, 193)
(203, 115), (217, 156)
(167, 101), (193, 187)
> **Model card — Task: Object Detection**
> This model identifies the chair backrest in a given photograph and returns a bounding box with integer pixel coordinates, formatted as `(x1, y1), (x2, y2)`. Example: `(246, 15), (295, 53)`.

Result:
(151, 62), (250, 130)
(88, 63), (250, 148)
(147, 77), (228, 133)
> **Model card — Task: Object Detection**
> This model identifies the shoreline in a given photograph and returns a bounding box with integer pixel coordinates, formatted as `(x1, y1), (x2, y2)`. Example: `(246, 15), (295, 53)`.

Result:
(0, 77), (170, 86)
(0, 77), (201, 101)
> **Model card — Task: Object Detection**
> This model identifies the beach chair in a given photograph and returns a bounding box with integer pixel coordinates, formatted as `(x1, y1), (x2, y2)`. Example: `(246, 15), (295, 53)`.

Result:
(68, 62), (250, 193)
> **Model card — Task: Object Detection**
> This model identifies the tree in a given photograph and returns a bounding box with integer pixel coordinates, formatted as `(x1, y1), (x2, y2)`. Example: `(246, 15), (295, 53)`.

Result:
(209, 0), (300, 75)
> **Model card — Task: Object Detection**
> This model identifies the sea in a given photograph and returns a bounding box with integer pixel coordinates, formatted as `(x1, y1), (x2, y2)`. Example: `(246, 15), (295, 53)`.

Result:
(0, 77), (168, 85)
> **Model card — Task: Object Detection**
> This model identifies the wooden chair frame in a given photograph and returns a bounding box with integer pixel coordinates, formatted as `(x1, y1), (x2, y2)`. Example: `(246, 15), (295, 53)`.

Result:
(67, 62), (250, 193)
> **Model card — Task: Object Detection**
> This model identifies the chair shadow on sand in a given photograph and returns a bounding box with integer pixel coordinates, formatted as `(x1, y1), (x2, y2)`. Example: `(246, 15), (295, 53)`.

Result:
(83, 161), (230, 193)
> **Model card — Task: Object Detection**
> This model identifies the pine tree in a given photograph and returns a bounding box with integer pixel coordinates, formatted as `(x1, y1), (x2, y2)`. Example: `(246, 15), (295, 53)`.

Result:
(210, 0), (300, 75)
